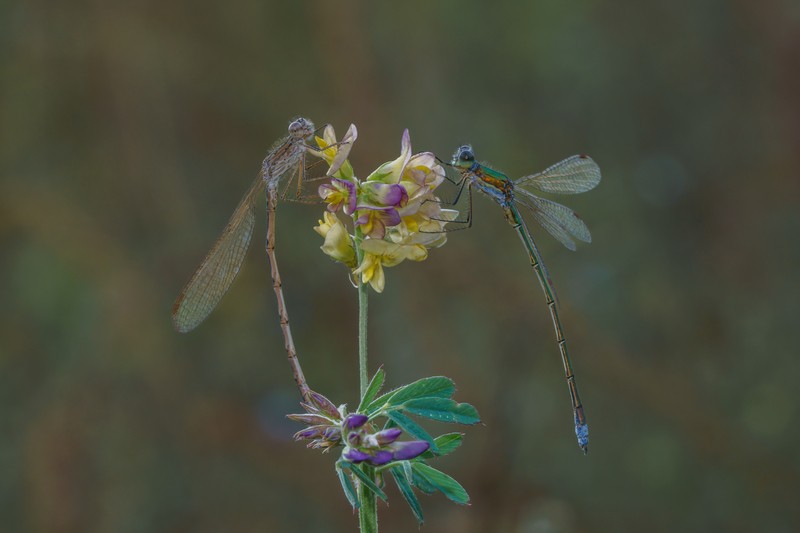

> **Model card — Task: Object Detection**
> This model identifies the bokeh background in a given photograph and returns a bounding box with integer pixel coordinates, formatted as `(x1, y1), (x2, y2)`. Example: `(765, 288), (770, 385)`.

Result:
(2, 1), (799, 531)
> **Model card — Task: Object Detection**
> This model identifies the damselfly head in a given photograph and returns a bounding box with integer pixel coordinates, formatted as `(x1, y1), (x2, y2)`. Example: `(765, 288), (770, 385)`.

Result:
(451, 145), (476, 169)
(288, 117), (315, 139)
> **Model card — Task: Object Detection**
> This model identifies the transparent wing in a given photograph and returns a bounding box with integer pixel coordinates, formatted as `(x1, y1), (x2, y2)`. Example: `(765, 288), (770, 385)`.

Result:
(172, 174), (265, 333)
(515, 190), (591, 251)
(516, 155), (601, 195)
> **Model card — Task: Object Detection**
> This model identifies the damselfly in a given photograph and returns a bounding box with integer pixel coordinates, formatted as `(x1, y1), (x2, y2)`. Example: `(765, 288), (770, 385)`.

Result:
(172, 118), (350, 401)
(448, 145), (600, 453)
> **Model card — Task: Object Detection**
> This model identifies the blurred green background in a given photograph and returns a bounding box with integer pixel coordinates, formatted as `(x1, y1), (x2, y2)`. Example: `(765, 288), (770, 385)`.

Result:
(2, 0), (799, 531)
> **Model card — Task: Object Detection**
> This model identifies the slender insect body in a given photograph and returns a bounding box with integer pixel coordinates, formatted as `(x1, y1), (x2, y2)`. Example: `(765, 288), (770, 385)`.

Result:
(449, 145), (600, 454)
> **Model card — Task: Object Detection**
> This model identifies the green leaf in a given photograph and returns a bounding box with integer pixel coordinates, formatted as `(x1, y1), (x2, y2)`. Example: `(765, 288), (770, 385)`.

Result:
(367, 376), (455, 413)
(340, 462), (387, 502)
(390, 467), (424, 525)
(411, 468), (437, 494)
(411, 463), (470, 505)
(357, 367), (385, 412)
(421, 433), (464, 459)
(386, 411), (438, 453)
(336, 464), (359, 510)
(402, 397), (481, 425)
(401, 460), (414, 484)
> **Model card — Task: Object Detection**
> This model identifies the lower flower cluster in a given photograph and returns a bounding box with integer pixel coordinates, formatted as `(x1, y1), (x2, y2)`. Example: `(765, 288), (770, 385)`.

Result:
(341, 414), (429, 466)
(288, 369), (480, 525)
(287, 391), (430, 466)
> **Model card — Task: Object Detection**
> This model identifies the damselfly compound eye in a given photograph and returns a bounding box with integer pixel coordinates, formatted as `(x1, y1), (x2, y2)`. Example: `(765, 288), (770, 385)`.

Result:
(289, 118), (314, 138)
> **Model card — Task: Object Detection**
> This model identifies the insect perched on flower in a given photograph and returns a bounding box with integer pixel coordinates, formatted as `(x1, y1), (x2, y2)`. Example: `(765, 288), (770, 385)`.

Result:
(311, 127), (458, 292)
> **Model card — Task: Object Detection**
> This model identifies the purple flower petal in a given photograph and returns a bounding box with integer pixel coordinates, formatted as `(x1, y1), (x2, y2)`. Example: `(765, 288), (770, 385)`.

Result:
(334, 178), (356, 195)
(391, 440), (430, 461)
(374, 428), (403, 445)
(343, 448), (371, 463)
(382, 208), (401, 227)
(343, 413), (368, 430)
(359, 183), (408, 208)
(381, 184), (406, 207)
(346, 191), (357, 214)
(368, 450), (394, 466)
(334, 178), (358, 214)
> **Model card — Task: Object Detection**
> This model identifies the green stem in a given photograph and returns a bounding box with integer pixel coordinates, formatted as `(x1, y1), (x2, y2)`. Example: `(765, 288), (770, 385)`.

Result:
(354, 227), (369, 397)
(358, 275), (369, 397)
(358, 466), (378, 533)
(353, 226), (377, 531)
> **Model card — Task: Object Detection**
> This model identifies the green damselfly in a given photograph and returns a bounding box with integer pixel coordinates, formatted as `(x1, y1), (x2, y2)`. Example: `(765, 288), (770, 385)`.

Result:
(448, 145), (600, 453)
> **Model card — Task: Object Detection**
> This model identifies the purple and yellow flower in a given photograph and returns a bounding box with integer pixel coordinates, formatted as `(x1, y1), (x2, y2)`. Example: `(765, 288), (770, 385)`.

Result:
(399, 151), (445, 199)
(358, 181), (408, 208)
(354, 207), (401, 240)
(353, 181), (408, 238)
(312, 126), (458, 293)
(319, 178), (357, 214)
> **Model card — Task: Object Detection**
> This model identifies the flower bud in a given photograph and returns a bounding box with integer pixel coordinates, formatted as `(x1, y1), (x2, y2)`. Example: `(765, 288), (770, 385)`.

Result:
(391, 440), (430, 461)
(343, 413), (368, 431)
(369, 450), (393, 466)
(343, 448), (371, 463)
(286, 413), (330, 426)
(374, 427), (402, 445)
(309, 391), (341, 420)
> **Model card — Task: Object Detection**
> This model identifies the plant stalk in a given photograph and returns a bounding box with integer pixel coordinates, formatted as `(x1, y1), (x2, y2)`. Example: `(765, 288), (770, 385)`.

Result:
(353, 226), (377, 532)
(353, 226), (369, 397)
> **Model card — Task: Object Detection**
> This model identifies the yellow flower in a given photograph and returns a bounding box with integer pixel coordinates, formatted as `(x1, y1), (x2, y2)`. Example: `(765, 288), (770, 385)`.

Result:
(354, 239), (428, 293)
(314, 212), (357, 268)
(309, 124), (358, 180)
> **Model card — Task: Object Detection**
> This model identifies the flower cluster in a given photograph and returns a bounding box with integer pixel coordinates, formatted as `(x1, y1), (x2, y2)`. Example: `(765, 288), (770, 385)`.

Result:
(311, 126), (458, 292)
(341, 414), (429, 466)
(287, 391), (430, 466)
(286, 390), (345, 451)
